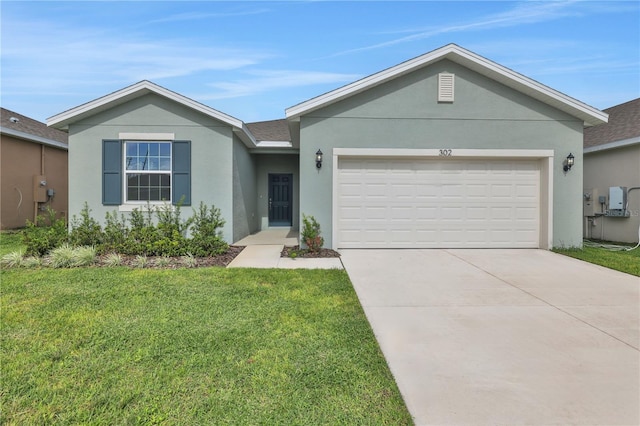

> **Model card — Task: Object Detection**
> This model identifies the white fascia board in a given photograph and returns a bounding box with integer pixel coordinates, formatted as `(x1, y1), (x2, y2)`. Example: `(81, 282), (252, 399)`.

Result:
(47, 80), (245, 130)
(285, 44), (608, 127)
(0, 126), (68, 150)
(584, 136), (640, 154)
(255, 141), (293, 148)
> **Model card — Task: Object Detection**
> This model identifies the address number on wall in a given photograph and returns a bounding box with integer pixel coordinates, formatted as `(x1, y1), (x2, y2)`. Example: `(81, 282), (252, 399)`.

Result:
(438, 149), (453, 156)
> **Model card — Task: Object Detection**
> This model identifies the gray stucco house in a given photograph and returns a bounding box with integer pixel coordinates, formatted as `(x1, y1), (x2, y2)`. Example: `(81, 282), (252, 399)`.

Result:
(48, 44), (607, 249)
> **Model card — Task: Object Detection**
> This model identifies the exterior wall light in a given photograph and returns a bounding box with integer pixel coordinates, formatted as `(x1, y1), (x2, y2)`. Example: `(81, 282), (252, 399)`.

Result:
(563, 153), (575, 172)
(316, 149), (323, 169)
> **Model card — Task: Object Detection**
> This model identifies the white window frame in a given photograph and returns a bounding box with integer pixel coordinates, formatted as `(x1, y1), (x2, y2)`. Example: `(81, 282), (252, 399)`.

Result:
(123, 140), (173, 206)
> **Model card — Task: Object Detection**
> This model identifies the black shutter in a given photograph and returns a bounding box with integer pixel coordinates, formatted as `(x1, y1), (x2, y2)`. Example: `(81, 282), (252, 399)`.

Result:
(172, 140), (191, 206)
(102, 140), (122, 205)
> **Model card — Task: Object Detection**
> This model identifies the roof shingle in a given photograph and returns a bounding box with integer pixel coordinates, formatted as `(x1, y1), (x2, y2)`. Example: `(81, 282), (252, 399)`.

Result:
(246, 119), (290, 142)
(1, 107), (68, 145)
(584, 98), (640, 148)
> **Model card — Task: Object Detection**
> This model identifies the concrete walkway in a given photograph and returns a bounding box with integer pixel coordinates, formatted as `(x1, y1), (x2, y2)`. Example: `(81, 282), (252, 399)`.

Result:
(341, 249), (639, 426)
(228, 228), (343, 269)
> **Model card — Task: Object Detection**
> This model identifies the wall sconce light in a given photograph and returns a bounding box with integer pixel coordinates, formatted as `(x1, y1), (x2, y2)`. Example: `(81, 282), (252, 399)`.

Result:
(315, 149), (323, 169)
(563, 153), (575, 172)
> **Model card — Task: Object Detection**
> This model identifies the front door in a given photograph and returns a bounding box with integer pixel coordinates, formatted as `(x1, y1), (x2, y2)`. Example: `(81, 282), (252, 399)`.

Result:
(268, 174), (293, 226)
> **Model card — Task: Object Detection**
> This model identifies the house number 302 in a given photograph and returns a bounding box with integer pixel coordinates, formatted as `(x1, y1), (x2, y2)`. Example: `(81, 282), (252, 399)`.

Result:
(439, 149), (452, 156)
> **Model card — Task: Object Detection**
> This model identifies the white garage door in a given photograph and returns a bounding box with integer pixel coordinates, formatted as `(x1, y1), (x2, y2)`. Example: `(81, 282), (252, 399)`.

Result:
(337, 157), (540, 248)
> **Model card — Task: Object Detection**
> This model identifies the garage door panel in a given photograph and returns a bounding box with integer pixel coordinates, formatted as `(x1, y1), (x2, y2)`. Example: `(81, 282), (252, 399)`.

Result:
(337, 157), (540, 248)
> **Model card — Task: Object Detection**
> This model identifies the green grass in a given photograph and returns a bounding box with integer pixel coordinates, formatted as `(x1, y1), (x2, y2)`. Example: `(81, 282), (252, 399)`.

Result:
(1, 266), (411, 425)
(0, 231), (24, 256)
(554, 243), (640, 276)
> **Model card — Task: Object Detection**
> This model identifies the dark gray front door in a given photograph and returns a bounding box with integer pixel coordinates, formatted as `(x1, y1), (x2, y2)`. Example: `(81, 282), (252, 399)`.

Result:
(268, 174), (293, 226)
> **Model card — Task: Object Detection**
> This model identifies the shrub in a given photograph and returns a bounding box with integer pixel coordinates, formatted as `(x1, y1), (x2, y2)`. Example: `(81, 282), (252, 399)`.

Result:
(103, 252), (123, 267)
(72, 246), (97, 267)
(1, 250), (25, 268)
(69, 203), (102, 247)
(47, 243), (76, 268)
(22, 256), (42, 268)
(22, 207), (68, 256)
(301, 214), (324, 253)
(133, 255), (149, 268)
(188, 202), (228, 256)
(103, 211), (128, 252)
(181, 253), (197, 268)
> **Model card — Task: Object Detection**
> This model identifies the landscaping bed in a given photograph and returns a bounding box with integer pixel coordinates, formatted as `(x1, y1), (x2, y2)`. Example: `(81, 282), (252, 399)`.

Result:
(281, 245), (340, 258)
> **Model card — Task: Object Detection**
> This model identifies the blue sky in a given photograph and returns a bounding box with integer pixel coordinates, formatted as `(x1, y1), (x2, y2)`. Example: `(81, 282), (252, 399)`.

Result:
(1, 1), (639, 124)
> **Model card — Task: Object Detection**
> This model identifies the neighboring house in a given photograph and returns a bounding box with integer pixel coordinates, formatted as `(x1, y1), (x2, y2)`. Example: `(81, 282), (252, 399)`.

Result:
(583, 98), (640, 243)
(1, 108), (69, 229)
(48, 44), (607, 249)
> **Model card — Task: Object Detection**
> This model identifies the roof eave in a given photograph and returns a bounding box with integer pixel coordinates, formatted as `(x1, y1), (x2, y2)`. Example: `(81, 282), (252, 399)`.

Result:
(285, 43), (608, 127)
(0, 126), (68, 150)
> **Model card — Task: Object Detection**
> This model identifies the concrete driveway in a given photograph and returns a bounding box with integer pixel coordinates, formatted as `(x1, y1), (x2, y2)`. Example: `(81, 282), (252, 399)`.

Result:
(340, 249), (639, 426)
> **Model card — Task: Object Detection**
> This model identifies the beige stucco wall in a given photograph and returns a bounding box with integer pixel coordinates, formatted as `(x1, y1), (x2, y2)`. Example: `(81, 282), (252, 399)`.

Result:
(583, 144), (640, 243)
(1, 135), (68, 229)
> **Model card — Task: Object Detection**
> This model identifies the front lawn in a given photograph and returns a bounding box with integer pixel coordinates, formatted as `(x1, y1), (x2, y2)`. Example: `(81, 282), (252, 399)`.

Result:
(1, 266), (411, 424)
(554, 242), (640, 276)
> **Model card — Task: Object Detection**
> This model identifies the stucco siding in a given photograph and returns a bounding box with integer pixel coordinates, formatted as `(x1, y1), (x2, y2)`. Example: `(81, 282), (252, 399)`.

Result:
(584, 145), (640, 243)
(232, 137), (258, 242)
(68, 93), (236, 242)
(1, 136), (68, 228)
(299, 60), (584, 248)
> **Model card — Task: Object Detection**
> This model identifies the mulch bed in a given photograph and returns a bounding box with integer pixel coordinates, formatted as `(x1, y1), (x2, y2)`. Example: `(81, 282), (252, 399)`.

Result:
(280, 245), (341, 258)
(95, 246), (245, 269)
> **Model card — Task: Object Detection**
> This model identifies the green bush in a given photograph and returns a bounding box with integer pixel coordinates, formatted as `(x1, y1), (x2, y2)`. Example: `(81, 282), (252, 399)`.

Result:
(21, 202), (229, 259)
(69, 203), (103, 247)
(22, 207), (68, 256)
(301, 213), (324, 253)
(102, 211), (128, 252)
(188, 202), (228, 256)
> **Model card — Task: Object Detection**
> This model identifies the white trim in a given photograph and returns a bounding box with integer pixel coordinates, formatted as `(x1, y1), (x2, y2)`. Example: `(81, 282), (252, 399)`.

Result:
(119, 132), (175, 141)
(331, 148), (554, 250)
(123, 140), (172, 204)
(256, 141), (293, 148)
(332, 148), (554, 158)
(47, 80), (258, 148)
(0, 126), (68, 150)
(584, 136), (640, 154)
(286, 44), (607, 127)
(118, 202), (173, 212)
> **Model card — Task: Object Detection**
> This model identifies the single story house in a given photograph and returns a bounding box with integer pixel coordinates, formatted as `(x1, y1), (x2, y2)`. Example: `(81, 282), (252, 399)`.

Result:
(583, 98), (640, 243)
(1, 108), (69, 229)
(48, 44), (607, 249)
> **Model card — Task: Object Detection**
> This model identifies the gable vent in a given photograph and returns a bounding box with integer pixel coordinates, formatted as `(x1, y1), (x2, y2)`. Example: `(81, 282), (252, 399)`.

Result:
(438, 73), (455, 102)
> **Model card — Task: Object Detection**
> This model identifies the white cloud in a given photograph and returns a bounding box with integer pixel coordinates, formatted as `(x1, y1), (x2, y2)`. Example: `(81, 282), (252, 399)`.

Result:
(1, 17), (269, 95)
(148, 8), (270, 24)
(331, 1), (583, 56)
(200, 69), (362, 100)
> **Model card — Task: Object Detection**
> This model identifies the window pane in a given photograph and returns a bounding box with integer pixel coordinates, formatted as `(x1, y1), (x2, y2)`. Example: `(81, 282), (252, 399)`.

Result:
(161, 174), (170, 186)
(160, 157), (171, 170)
(161, 188), (171, 201)
(160, 144), (171, 156)
(140, 187), (150, 200)
(150, 174), (160, 186)
(148, 158), (159, 171)
(149, 144), (159, 156)
(128, 187), (139, 201)
(127, 144), (138, 156)
(150, 188), (160, 200)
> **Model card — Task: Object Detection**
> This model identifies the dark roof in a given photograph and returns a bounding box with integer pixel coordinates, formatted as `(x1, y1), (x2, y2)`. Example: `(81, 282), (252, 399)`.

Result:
(584, 98), (640, 148)
(246, 119), (290, 142)
(1, 107), (68, 145)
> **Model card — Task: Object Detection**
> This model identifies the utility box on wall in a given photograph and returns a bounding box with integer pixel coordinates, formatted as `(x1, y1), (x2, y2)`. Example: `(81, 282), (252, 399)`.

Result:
(32, 175), (48, 202)
(606, 186), (630, 217)
(583, 188), (598, 217)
